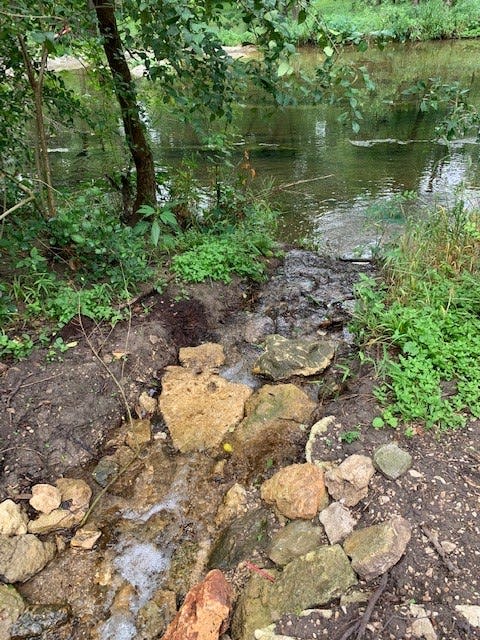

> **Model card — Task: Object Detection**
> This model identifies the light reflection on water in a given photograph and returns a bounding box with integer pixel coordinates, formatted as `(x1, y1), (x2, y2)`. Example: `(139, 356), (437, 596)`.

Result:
(50, 40), (480, 253)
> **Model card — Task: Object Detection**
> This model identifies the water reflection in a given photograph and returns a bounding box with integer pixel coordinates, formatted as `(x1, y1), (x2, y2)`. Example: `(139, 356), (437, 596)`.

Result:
(49, 40), (480, 253)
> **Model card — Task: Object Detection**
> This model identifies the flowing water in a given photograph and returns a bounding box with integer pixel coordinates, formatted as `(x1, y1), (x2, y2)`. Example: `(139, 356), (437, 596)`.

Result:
(50, 39), (480, 254)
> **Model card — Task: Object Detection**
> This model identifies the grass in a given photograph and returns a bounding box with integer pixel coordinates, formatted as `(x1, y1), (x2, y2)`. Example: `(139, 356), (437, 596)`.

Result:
(352, 200), (480, 432)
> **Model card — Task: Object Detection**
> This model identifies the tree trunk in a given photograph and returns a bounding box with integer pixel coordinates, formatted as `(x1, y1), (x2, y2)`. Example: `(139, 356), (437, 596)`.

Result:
(93, 0), (156, 224)
(18, 37), (56, 218)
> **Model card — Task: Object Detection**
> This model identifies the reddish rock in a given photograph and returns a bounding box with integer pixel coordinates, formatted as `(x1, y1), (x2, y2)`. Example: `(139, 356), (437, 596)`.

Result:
(161, 570), (233, 640)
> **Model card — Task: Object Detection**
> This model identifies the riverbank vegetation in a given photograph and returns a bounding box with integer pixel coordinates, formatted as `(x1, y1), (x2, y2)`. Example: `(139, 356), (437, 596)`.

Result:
(219, 0), (480, 47)
(353, 199), (480, 432)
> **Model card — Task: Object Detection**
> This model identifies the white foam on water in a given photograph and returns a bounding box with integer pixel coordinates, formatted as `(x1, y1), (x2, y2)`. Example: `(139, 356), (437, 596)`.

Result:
(114, 541), (169, 609)
(100, 613), (137, 640)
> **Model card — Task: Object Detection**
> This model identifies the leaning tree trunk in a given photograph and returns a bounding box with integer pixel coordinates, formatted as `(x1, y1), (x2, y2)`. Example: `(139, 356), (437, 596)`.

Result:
(93, 0), (156, 224)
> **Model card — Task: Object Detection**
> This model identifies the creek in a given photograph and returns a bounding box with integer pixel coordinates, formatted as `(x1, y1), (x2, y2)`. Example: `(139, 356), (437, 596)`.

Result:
(50, 39), (480, 254)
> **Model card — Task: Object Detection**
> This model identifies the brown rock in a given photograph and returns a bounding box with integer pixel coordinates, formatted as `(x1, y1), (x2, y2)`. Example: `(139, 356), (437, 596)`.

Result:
(70, 526), (102, 549)
(28, 509), (80, 534)
(161, 569), (233, 640)
(56, 478), (92, 513)
(324, 455), (375, 506)
(261, 463), (328, 519)
(136, 392), (158, 418)
(159, 367), (252, 452)
(343, 516), (412, 581)
(179, 343), (225, 371)
(125, 418), (152, 449)
(215, 484), (248, 527)
(230, 384), (316, 476)
(29, 484), (62, 515)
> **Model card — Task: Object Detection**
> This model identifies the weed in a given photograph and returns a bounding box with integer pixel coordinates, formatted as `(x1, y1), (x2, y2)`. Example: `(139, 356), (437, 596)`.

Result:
(352, 201), (480, 432)
(339, 428), (361, 443)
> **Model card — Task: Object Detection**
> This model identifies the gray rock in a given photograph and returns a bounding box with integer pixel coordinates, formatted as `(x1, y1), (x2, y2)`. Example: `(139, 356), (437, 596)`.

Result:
(373, 443), (412, 480)
(231, 545), (357, 640)
(244, 315), (275, 344)
(92, 455), (120, 487)
(252, 335), (334, 381)
(343, 516), (412, 581)
(0, 500), (28, 536)
(324, 455), (375, 506)
(268, 521), (324, 566)
(0, 584), (25, 639)
(10, 604), (71, 638)
(0, 534), (56, 583)
(319, 502), (356, 544)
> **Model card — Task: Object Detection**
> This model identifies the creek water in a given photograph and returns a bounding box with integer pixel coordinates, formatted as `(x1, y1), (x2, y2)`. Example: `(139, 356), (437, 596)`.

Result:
(50, 39), (480, 254)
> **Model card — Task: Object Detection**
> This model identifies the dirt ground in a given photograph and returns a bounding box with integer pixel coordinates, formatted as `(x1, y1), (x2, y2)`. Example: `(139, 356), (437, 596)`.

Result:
(1, 251), (479, 639)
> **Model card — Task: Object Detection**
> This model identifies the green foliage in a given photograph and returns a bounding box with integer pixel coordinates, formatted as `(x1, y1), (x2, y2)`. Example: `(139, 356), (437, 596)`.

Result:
(339, 428), (361, 443)
(352, 203), (480, 431)
(171, 197), (279, 284)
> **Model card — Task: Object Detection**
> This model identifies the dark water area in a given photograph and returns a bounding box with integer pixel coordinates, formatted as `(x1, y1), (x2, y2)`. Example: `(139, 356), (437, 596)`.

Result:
(50, 39), (480, 254)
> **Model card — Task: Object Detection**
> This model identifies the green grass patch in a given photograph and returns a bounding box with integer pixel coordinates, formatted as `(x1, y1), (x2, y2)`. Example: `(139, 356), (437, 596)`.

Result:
(352, 202), (480, 432)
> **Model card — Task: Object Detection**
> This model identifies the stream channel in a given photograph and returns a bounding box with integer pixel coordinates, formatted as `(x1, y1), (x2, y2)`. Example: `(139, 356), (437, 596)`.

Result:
(10, 40), (480, 639)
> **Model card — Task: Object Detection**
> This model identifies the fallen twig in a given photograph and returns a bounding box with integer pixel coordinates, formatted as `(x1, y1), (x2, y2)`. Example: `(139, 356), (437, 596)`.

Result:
(420, 523), (460, 575)
(354, 571), (389, 640)
(275, 174), (334, 190)
(243, 561), (276, 583)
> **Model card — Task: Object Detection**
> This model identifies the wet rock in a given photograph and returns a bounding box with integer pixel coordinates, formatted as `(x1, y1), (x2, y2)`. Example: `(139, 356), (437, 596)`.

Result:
(343, 516), (412, 581)
(0, 584), (25, 639)
(253, 335), (334, 381)
(137, 590), (177, 638)
(229, 385), (315, 475)
(179, 342), (225, 371)
(215, 484), (248, 527)
(28, 478), (92, 534)
(0, 534), (56, 582)
(455, 605), (480, 628)
(56, 477), (92, 512)
(319, 501), (356, 544)
(125, 418), (152, 449)
(243, 314), (275, 344)
(261, 464), (328, 519)
(159, 366), (252, 452)
(10, 604), (71, 638)
(373, 443), (412, 480)
(231, 545), (357, 640)
(268, 521), (324, 566)
(305, 416), (339, 464)
(324, 454), (375, 506)
(0, 500), (28, 536)
(92, 455), (120, 488)
(136, 391), (158, 418)
(409, 604), (438, 640)
(70, 525), (102, 549)
(208, 508), (270, 571)
(161, 569), (233, 640)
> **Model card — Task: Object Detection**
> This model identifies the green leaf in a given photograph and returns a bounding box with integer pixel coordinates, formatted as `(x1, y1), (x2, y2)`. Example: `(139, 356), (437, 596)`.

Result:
(277, 61), (292, 77)
(298, 9), (307, 24)
(357, 40), (368, 53)
(352, 121), (360, 134)
(323, 46), (334, 58)
(151, 220), (161, 247)
(372, 417), (385, 429)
